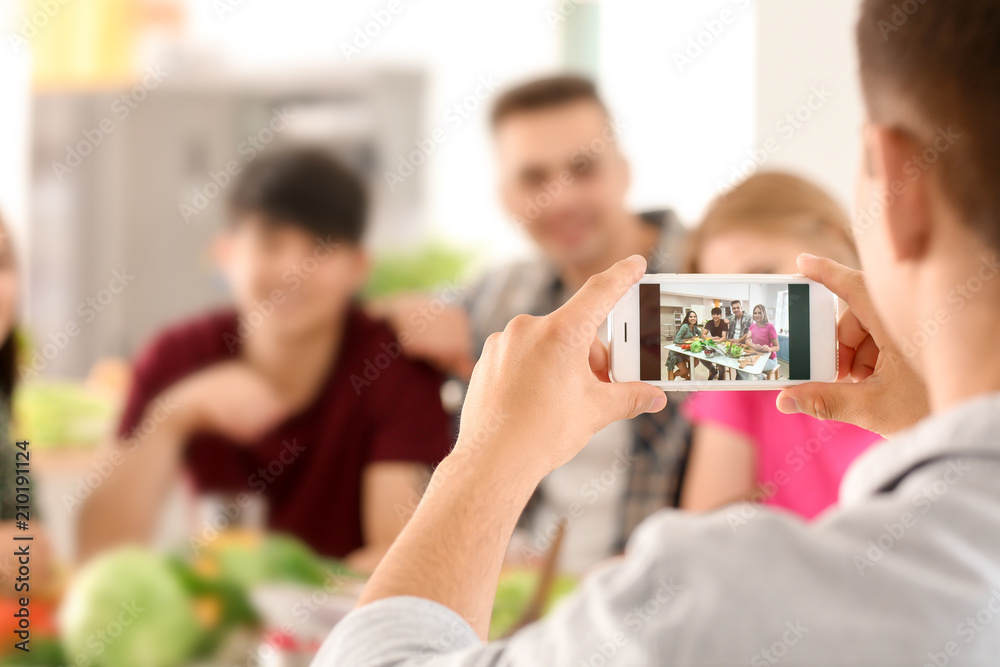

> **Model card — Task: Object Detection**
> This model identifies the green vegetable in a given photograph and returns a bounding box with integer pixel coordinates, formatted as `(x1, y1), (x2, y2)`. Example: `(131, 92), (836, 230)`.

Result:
(490, 570), (577, 640)
(59, 548), (203, 667)
(690, 340), (704, 353)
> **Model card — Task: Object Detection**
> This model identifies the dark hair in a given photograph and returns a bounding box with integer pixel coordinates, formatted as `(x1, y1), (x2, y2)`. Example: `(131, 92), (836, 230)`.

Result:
(684, 310), (700, 332)
(711, 307), (722, 316)
(857, 0), (1000, 249)
(491, 75), (607, 129)
(731, 300), (742, 307)
(229, 148), (368, 243)
(753, 304), (769, 325)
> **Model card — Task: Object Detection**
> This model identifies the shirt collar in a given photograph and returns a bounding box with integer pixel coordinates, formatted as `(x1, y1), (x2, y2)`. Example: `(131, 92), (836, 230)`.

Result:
(840, 391), (1000, 505)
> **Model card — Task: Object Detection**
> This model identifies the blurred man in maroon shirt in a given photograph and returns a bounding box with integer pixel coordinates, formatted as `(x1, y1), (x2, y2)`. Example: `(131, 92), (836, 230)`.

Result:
(80, 149), (452, 573)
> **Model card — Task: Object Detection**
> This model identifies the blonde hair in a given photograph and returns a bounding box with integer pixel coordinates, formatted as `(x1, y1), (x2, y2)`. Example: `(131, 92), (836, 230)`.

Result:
(683, 171), (859, 272)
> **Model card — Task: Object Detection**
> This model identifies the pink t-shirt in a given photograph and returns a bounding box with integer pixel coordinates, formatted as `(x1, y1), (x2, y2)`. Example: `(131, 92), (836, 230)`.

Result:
(683, 390), (883, 519)
(750, 322), (778, 359)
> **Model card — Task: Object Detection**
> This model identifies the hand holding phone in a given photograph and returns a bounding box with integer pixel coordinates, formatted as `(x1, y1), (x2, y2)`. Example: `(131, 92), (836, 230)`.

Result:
(774, 254), (930, 435)
(608, 273), (838, 389)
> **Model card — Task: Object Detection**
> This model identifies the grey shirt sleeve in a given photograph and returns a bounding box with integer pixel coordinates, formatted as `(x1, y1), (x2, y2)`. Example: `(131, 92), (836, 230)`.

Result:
(312, 456), (1000, 666)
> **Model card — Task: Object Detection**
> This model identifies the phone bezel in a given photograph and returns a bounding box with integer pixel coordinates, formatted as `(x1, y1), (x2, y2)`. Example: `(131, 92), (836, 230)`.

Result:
(608, 273), (838, 390)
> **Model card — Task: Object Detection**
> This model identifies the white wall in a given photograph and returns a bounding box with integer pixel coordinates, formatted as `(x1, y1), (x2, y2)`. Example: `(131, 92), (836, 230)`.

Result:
(751, 0), (864, 213)
(599, 0), (756, 225)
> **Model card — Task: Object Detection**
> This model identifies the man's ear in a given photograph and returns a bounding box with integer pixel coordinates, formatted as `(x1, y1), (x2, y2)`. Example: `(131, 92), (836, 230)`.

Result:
(869, 125), (932, 262)
(212, 233), (233, 274)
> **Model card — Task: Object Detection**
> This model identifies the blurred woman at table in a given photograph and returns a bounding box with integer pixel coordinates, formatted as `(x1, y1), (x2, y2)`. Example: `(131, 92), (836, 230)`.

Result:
(0, 213), (54, 594)
(679, 172), (881, 519)
(667, 309), (701, 380)
(738, 304), (779, 381)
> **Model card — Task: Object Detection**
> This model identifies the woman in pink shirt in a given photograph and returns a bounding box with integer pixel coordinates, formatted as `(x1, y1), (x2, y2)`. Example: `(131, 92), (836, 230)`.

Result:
(680, 172), (882, 519)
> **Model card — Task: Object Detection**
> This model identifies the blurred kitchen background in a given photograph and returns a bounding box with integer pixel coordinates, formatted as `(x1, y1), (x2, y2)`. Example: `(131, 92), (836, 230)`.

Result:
(0, 1), (867, 663)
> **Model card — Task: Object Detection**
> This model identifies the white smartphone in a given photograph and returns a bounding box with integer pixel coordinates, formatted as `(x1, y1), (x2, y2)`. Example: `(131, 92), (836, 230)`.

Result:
(608, 274), (838, 390)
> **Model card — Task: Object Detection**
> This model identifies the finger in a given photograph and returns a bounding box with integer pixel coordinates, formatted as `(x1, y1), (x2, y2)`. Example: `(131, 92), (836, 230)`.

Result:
(558, 255), (647, 340)
(850, 334), (880, 381)
(589, 337), (611, 382)
(601, 381), (667, 422)
(797, 254), (889, 346)
(775, 381), (875, 430)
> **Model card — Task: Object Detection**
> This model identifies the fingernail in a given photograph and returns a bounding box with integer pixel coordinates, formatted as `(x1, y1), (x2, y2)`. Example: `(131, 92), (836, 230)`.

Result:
(798, 253), (817, 263)
(777, 396), (799, 413)
(649, 393), (667, 412)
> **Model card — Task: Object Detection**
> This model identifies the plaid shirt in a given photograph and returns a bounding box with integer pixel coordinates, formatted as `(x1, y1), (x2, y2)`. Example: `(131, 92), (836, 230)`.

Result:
(728, 312), (752, 342)
(460, 211), (692, 552)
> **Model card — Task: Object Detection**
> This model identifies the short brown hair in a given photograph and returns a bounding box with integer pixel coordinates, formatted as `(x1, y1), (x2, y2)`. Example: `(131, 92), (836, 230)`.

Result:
(490, 75), (607, 129)
(684, 172), (859, 272)
(857, 0), (1000, 249)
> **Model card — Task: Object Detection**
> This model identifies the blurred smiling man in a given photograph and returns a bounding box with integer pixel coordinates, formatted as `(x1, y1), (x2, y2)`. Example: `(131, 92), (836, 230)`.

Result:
(375, 75), (690, 572)
(80, 149), (452, 573)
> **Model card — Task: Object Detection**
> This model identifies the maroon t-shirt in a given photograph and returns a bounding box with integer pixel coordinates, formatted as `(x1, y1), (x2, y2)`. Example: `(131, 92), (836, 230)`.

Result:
(117, 306), (453, 558)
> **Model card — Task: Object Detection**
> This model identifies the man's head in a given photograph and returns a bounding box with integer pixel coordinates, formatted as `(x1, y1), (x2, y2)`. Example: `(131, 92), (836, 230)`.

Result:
(711, 307), (722, 323)
(216, 148), (369, 339)
(854, 0), (1000, 353)
(491, 75), (632, 268)
(731, 300), (743, 319)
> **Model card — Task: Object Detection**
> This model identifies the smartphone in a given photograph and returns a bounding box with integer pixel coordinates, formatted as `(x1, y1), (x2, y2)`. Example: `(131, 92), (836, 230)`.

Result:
(608, 274), (838, 389)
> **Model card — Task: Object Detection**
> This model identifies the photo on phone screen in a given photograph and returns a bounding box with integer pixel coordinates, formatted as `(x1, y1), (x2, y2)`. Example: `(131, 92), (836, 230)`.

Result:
(637, 281), (813, 383)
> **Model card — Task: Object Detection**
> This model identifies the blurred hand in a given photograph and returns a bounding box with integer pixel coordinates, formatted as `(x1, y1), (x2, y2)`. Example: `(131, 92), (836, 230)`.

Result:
(776, 254), (930, 436)
(454, 256), (667, 480)
(167, 362), (289, 443)
(368, 295), (476, 380)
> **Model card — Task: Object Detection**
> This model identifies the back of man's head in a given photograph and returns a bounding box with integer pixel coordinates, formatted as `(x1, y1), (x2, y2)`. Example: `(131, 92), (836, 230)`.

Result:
(857, 0), (1000, 249)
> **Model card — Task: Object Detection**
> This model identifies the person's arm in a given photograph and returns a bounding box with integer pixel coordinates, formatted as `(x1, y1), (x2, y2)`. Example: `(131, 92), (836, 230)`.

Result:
(680, 422), (757, 511)
(345, 462), (431, 574)
(776, 254), (930, 435)
(79, 362), (288, 560)
(366, 294), (476, 381)
(673, 324), (687, 344)
(350, 256), (665, 637)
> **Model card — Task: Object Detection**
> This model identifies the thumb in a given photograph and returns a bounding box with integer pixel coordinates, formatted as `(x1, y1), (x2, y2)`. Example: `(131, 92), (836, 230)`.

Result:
(776, 381), (869, 425)
(602, 382), (667, 423)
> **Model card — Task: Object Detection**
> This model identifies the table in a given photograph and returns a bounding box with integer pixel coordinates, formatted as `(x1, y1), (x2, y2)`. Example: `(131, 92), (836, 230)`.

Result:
(664, 344), (770, 381)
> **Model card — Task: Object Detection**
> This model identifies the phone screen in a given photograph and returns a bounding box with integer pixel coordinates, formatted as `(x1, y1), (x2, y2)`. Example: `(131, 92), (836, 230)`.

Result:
(638, 281), (813, 382)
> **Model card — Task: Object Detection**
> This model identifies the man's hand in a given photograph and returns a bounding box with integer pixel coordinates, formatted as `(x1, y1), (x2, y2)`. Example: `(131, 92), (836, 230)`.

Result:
(367, 295), (477, 380)
(168, 362), (289, 443)
(776, 254), (930, 436)
(355, 256), (665, 638)
(455, 255), (667, 480)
